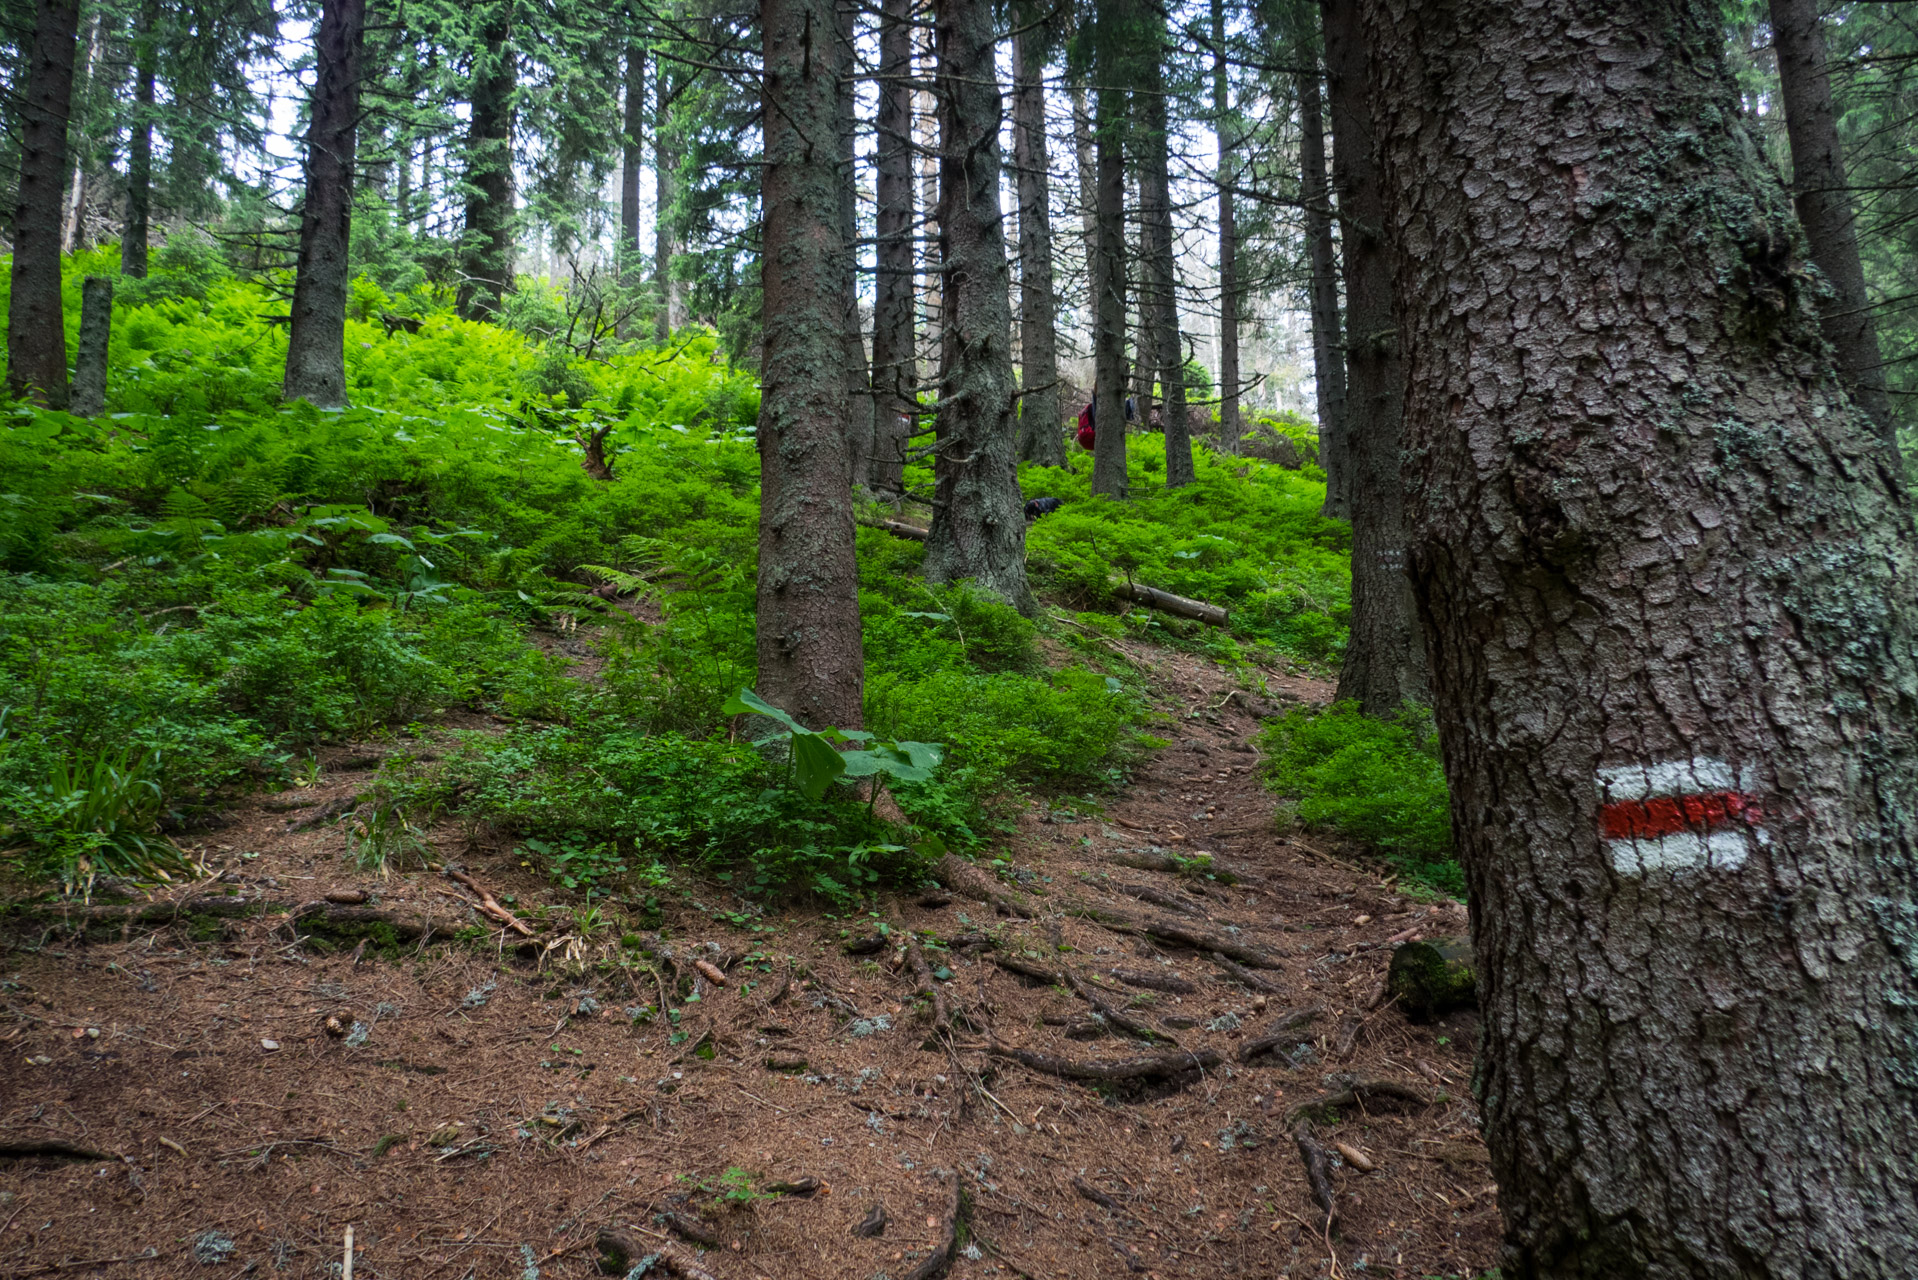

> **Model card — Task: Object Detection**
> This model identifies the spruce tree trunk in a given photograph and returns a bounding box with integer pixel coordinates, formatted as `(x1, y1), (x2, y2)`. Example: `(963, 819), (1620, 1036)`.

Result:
(1139, 58), (1191, 488)
(916, 36), (942, 388)
(757, 0), (865, 730)
(620, 43), (645, 282)
(457, 1), (514, 320)
(922, 0), (1033, 613)
(654, 59), (680, 341)
(283, 0), (367, 408)
(1361, 0), (1918, 1274)
(1325, 0), (1424, 716)
(1299, 59), (1347, 515)
(7, 0), (79, 408)
(1211, 0), (1238, 441)
(1769, 0), (1896, 453)
(61, 9), (101, 255)
(837, 0), (873, 490)
(1069, 79), (1098, 299)
(69, 275), (111, 417)
(868, 0), (915, 495)
(1012, 23), (1063, 468)
(120, 0), (156, 279)
(1090, 88), (1130, 498)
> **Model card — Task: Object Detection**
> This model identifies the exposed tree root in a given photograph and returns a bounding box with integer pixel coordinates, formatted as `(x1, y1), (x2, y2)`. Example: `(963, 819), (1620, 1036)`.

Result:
(594, 1227), (720, 1279)
(1285, 1075), (1432, 1124)
(851, 1203), (888, 1237)
(1292, 1122), (1339, 1232)
(1072, 1175), (1121, 1211)
(987, 1042), (1222, 1081)
(904, 929), (950, 1029)
(1212, 951), (1285, 993)
(1239, 1004), (1326, 1064)
(931, 854), (1034, 918)
(1139, 918), (1282, 967)
(1104, 965), (1197, 995)
(1115, 881), (1207, 917)
(903, 1169), (963, 1280)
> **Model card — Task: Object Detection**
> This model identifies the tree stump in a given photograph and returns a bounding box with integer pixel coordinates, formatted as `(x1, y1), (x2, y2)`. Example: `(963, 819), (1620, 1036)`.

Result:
(1386, 937), (1476, 1020)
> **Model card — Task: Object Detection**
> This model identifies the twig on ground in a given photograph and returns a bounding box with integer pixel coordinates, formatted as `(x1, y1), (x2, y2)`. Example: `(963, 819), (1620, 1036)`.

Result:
(441, 869), (533, 936)
(1293, 1122), (1339, 1233)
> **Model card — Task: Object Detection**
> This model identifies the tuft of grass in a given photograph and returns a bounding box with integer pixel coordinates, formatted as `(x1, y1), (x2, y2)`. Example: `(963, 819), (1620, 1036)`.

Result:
(1257, 701), (1461, 897)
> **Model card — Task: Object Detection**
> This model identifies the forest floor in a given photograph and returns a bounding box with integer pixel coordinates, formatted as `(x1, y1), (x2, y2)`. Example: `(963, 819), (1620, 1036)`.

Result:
(0, 635), (1499, 1280)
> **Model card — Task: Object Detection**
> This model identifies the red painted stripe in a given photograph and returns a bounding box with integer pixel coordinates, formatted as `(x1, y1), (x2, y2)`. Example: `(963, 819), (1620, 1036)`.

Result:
(1600, 792), (1761, 841)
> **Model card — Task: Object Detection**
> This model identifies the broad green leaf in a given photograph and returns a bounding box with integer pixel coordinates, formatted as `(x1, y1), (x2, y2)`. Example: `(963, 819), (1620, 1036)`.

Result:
(720, 688), (808, 737)
(789, 731), (847, 800)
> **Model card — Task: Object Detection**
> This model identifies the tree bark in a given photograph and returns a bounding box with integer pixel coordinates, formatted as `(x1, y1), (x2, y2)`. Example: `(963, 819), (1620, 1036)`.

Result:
(1769, 0), (1896, 453)
(283, 0), (367, 409)
(69, 275), (111, 417)
(1361, 0), (1918, 1274)
(1299, 58), (1347, 515)
(653, 49), (681, 340)
(61, 8), (102, 255)
(837, 0), (874, 490)
(1139, 54), (1192, 488)
(757, 0), (866, 730)
(620, 42), (645, 283)
(1325, 0), (1424, 716)
(457, 0), (515, 320)
(1211, 0), (1238, 441)
(1012, 21), (1064, 468)
(120, 0), (157, 280)
(922, 0), (1033, 613)
(1090, 88), (1130, 498)
(868, 0), (915, 494)
(1069, 79), (1098, 306)
(916, 30), (942, 388)
(6, 0), (79, 408)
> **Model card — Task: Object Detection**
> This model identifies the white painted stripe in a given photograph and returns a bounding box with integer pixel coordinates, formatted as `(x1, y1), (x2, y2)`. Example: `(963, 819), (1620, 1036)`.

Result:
(1606, 829), (1750, 875)
(1596, 757), (1743, 803)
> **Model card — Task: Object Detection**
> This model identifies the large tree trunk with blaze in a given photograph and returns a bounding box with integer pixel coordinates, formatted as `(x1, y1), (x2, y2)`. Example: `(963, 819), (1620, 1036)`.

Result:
(1011, 20), (1063, 468)
(1299, 56), (1347, 515)
(6, 0), (79, 407)
(283, 0), (367, 408)
(1140, 51), (1192, 488)
(1768, 0), (1896, 453)
(457, 1), (515, 320)
(1325, 0), (1424, 716)
(868, 0), (915, 495)
(1210, 0), (1238, 440)
(1363, 0), (1918, 1274)
(1089, 88), (1129, 498)
(120, 0), (157, 279)
(837, 0), (873, 490)
(922, 0), (1033, 612)
(756, 0), (865, 730)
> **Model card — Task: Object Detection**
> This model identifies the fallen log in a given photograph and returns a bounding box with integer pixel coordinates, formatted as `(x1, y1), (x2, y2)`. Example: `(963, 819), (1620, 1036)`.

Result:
(862, 518), (929, 541)
(1112, 579), (1229, 627)
(988, 1042), (1222, 1082)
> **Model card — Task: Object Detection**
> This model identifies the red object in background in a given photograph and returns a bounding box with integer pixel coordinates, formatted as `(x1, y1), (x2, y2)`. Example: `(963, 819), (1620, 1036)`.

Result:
(1076, 405), (1095, 450)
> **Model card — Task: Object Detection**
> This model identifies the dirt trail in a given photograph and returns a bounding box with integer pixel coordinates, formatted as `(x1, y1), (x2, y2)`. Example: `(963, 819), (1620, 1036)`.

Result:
(0, 640), (1498, 1280)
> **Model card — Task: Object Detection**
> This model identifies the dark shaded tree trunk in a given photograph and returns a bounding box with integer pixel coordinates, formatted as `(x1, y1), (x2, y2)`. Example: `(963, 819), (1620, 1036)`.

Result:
(1362, 0), (1918, 1275)
(1769, 0), (1896, 452)
(283, 0), (367, 408)
(6, 0), (79, 408)
(1012, 21), (1063, 468)
(837, 0), (873, 490)
(457, 1), (515, 320)
(916, 31), (942, 387)
(1090, 89), (1129, 498)
(868, 0), (915, 494)
(1139, 54), (1191, 488)
(1069, 79), (1098, 297)
(923, 0), (1032, 612)
(1299, 58), (1347, 515)
(1325, 0), (1424, 716)
(70, 275), (111, 416)
(654, 59), (681, 340)
(1211, 0), (1238, 440)
(620, 43), (645, 282)
(120, 0), (157, 279)
(757, 0), (865, 729)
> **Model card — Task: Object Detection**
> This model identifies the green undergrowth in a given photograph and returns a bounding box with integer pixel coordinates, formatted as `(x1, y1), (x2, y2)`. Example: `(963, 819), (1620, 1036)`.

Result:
(0, 250), (1198, 898)
(1257, 701), (1461, 897)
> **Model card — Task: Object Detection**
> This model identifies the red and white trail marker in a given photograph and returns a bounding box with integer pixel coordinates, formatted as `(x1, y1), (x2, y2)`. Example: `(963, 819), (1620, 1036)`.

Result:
(1596, 757), (1763, 874)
